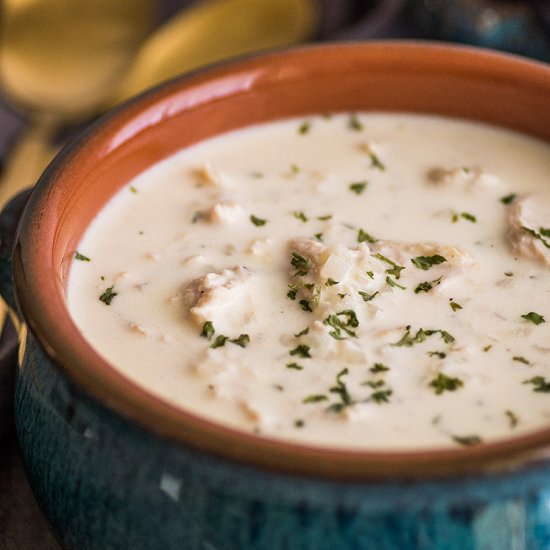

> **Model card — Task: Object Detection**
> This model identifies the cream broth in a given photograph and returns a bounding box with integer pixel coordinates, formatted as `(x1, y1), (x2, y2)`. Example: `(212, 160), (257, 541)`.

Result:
(67, 113), (550, 450)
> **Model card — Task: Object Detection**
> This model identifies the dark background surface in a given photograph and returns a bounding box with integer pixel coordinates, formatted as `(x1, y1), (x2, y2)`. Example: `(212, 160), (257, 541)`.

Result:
(2, 1), (550, 548)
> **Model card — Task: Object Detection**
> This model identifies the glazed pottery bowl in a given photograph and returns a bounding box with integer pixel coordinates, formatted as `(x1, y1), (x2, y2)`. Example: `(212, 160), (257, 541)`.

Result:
(5, 42), (550, 550)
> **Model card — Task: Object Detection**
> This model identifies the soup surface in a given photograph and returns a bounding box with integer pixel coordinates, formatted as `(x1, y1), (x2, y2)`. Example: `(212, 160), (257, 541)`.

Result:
(67, 113), (550, 449)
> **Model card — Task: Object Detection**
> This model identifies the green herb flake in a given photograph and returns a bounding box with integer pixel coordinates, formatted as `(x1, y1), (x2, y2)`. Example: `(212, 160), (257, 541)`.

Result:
(303, 394), (328, 404)
(200, 321), (215, 340)
(230, 334), (250, 348)
(317, 214), (333, 221)
(523, 376), (550, 392)
(358, 290), (379, 302)
(483, 344), (493, 352)
(369, 152), (386, 171)
(287, 285), (298, 300)
(430, 372), (464, 394)
(500, 193), (517, 204)
(324, 311), (358, 340)
(428, 351), (447, 359)
(348, 113), (363, 131)
(366, 271), (374, 279)
(370, 363), (390, 373)
(75, 251), (91, 262)
(452, 434), (482, 447)
(210, 335), (228, 349)
(130, 185), (138, 194)
(504, 272), (514, 277)
(349, 181), (368, 195)
(294, 419), (305, 428)
(506, 409), (519, 428)
(513, 356), (530, 365)
(290, 163), (300, 174)
(392, 327), (454, 347)
(293, 211), (308, 223)
(326, 277), (339, 287)
(450, 301), (463, 312)
(314, 232), (324, 242)
(374, 253), (405, 279)
(460, 212), (477, 223)
(192, 211), (204, 223)
(250, 214), (267, 227)
(411, 255), (447, 271)
(327, 368), (352, 412)
(298, 121), (311, 135)
(357, 228), (378, 244)
(370, 389), (392, 403)
(386, 276), (406, 290)
(290, 251), (310, 276)
(290, 344), (311, 358)
(414, 277), (442, 294)
(99, 286), (117, 305)
(286, 362), (304, 370)
(522, 226), (550, 249)
(521, 311), (545, 325)
(299, 299), (312, 312)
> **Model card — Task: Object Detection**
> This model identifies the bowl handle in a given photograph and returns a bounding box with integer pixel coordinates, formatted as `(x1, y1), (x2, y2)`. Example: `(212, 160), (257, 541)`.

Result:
(0, 189), (32, 315)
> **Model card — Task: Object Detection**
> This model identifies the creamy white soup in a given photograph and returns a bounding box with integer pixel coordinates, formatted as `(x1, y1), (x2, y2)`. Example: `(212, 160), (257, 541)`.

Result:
(67, 113), (550, 450)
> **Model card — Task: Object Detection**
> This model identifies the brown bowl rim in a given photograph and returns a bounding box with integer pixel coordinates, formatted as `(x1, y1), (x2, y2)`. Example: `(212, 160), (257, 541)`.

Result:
(13, 40), (550, 481)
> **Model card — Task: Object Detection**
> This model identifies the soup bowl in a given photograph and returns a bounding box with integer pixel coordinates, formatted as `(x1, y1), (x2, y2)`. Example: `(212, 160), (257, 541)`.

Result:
(4, 42), (550, 549)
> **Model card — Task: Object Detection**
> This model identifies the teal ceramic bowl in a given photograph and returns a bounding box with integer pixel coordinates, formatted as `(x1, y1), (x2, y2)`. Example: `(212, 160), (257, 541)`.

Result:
(5, 42), (550, 549)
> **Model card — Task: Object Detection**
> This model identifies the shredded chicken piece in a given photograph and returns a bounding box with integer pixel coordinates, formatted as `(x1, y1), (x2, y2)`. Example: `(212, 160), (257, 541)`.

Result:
(195, 161), (233, 188)
(427, 165), (499, 188)
(506, 196), (550, 266)
(207, 201), (244, 224)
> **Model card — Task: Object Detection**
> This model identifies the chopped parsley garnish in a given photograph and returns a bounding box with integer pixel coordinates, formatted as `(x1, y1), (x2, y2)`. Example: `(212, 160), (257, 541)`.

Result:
(327, 368), (352, 413)
(392, 326), (455, 347)
(504, 272), (513, 277)
(287, 284), (298, 300)
(452, 434), (482, 447)
(523, 376), (550, 392)
(230, 334), (250, 348)
(250, 214), (267, 226)
(430, 372), (463, 394)
(369, 152), (385, 171)
(513, 356), (530, 365)
(210, 335), (228, 349)
(298, 121), (311, 135)
(450, 301), (463, 312)
(358, 290), (378, 302)
(294, 419), (305, 428)
(428, 351), (446, 359)
(414, 277), (441, 294)
(460, 212), (477, 223)
(370, 389), (392, 403)
(366, 271), (374, 279)
(386, 276), (405, 290)
(294, 327), (309, 337)
(303, 394), (328, 404)
(200, 321), (215, 340)
(506, 410), (519, 428)
(317, 214), (333, 221)
(411, 255), (447, 270)
(370, 363), (390, 373)
(299, 299), (312, 312)
(314, 232), (324, 242)
(324, 310), (358, 340)
(348, 113), (363, 131)
(290, 251), (310, 276)
(75, 251), (91, 262)
(521, 311), (545, 325)
(358, 228), (378, 243)
(349, 181), (368, 195)
(99, 286), (117, 305)
(326, 277), (339, 286)
(293, 211), (308, 222)
(191, 211), (204, 223)
(483, 344), (493, 352)
(286, 362), (303, 370)
(130, 185), (138, 194)
(290, 163), (300, 174)
(290, 344), (311, 358)
(374, 253), (405, 279)
(522, 226), (550, 249)
(500, 193), (517, 204)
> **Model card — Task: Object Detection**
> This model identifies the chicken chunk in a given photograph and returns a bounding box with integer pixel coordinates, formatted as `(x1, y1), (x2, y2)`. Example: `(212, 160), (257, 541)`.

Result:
(184, 266), (254, 332)
(507, 195), (550, 266)
(427, 165), (499, 188)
